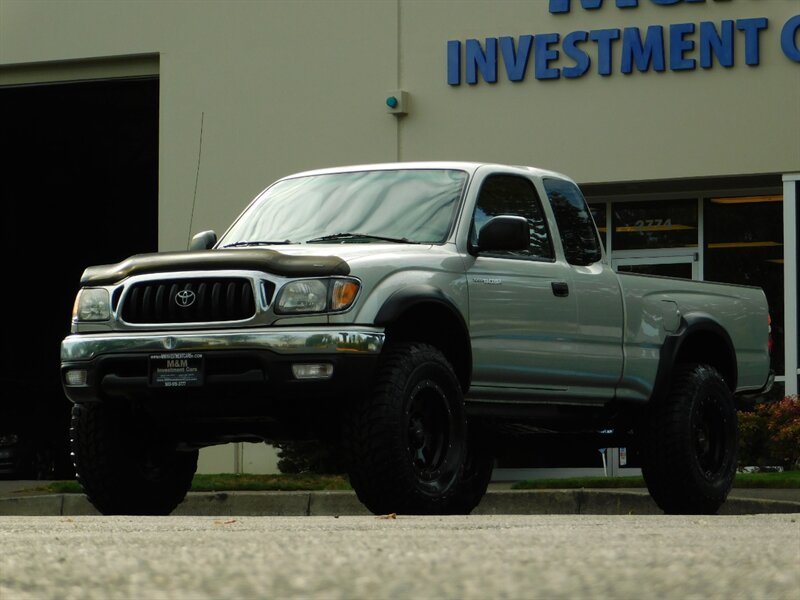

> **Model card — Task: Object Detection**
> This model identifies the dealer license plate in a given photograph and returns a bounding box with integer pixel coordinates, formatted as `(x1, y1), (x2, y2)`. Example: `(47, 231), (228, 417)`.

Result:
(149, 352), (204, 387)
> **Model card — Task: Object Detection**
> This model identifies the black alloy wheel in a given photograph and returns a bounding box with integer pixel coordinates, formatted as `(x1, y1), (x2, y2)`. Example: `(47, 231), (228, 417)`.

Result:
(641, 363), (738, 515)
(344, 342), (468, 515)
(407, 379), (453, 488)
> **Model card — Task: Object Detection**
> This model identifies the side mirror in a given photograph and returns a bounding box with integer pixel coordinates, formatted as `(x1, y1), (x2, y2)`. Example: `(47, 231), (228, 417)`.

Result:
(189, 230), (217, 251)
(476, 216), (529, 253)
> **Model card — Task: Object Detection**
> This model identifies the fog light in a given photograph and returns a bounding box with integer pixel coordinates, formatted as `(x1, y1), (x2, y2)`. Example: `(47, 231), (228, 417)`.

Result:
(291, 363), (334, 380)
(65, 369), (88, 386)
(0, 433), (19, 447)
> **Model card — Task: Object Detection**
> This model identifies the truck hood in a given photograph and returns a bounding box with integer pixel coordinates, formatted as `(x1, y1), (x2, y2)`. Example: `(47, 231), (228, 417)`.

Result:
(80, 248), (351, 286)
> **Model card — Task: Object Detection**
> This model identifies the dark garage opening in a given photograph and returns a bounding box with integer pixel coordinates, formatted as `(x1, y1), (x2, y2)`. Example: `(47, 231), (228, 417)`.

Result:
(0, 77), (158, 478)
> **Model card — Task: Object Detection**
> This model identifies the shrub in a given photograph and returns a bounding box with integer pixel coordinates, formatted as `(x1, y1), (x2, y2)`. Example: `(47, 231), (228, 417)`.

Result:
(738, 396), (800, 470)
(269, 440), (347, 474)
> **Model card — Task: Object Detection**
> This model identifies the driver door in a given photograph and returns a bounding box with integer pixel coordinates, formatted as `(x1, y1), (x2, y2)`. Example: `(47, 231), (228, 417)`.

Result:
(465, 174), (580, 402)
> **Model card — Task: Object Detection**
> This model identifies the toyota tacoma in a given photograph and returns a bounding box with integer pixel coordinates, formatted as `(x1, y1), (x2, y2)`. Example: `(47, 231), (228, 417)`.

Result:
(61, 162), (773, 515)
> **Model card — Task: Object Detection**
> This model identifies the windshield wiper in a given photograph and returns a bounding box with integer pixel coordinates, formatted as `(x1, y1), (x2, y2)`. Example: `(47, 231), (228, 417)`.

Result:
(305, 232), (418, 244)
(222, 240), (293, 248)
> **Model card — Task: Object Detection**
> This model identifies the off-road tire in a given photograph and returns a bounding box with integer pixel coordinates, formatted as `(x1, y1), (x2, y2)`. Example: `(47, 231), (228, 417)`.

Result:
(70, 402), (198, 515)
(641, 363), (738, 514)
(443, 423), (494, 514)
(344, 342), (467, 515)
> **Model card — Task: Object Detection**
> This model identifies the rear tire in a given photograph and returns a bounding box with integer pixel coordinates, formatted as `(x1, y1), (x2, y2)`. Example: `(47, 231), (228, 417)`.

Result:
(70, 402), (197, 515)
(641, 363), (737, 514)
(344, 343), (467, 515)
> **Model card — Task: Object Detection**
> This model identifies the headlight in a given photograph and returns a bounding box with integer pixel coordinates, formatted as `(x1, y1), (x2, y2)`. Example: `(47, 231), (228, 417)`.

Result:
(73, 288), (111, 321)
(275, 278), (360, 314)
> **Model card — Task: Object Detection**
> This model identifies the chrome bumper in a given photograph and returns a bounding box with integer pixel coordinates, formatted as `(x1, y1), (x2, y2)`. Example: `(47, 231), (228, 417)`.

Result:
(61, 327), (385, 362)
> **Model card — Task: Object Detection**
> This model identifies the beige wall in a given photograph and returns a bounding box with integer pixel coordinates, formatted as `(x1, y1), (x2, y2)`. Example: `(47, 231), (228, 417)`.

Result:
(1, 0), (797, 474)
(2, 0), (797, 251)
(197, 442), (280, 475)
(0, 0), (398, 251)
(400, 0), (800, 181)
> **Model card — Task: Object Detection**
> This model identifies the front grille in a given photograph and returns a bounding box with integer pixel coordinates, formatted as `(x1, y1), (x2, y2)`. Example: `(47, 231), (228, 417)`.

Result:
(121, 278), (256, 323)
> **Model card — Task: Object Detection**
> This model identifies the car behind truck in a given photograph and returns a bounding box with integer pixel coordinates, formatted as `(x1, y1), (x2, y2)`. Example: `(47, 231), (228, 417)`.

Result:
(61, 162), (773, 515)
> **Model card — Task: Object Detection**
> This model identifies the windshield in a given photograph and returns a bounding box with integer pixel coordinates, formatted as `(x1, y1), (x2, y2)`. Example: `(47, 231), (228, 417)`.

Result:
(219, 169), (468, 246)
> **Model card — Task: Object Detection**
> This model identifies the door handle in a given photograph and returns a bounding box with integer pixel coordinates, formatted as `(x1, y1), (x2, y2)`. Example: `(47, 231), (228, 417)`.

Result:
(551, 281), (569, 297)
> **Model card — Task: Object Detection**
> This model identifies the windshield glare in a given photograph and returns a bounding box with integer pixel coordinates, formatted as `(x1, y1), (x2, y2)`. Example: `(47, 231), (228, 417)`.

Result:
(220, 169), (468, 245)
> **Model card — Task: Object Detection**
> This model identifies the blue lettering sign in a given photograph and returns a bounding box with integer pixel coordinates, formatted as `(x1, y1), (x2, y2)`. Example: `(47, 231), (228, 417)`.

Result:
(563, 31), (592, 78)
(446, 7), (792, 85)
(736, 17), (768, 66)
(699, 20), (734, 68)
(551, 0), (619, 14)
(500, 35), (533, 81)
(669, 22), (696, 70)
(781, 15), (800, 62)
(535, 33), (561, 79)
(447, 40), (461, 85)
(466, 38), (498, 84)
(589, 28), (621, 75)
(550, 0), (705, 13)
(621, 25), (665, 73)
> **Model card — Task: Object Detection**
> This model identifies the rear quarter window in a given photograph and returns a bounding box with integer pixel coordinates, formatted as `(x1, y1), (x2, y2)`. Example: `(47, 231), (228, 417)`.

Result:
(543, 178), (602, 266)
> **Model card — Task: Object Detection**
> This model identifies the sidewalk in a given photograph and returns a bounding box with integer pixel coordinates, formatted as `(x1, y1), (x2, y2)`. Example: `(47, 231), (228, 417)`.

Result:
(1, 481), (798, 517)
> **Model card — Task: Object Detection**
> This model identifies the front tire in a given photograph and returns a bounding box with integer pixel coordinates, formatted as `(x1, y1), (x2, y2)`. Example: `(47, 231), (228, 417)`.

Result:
(344, 343), (467, 515)
(443, 423), (494, 514)
(70, 402), (198, 515)
(641, 363), (738, 514)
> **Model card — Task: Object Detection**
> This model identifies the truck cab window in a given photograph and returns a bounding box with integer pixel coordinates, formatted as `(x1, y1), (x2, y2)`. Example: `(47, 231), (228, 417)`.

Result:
(543, 178), (602, 266)
(471, 175), (553, 260)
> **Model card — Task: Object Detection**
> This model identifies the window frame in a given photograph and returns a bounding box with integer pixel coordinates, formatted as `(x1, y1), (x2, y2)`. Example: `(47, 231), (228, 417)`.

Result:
(468, 173), (556, 263)
(542, 176), (603, 267)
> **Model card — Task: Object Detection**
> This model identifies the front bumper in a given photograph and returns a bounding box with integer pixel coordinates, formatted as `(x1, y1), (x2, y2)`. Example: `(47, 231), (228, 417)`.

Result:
(60, 327), (385, 411)
(62, 327), (384, 362)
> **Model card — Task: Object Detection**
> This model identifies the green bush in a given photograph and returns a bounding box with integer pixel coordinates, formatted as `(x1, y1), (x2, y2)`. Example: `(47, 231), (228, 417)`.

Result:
(270, 440), (347, 474)
(738, 396), (800, 470)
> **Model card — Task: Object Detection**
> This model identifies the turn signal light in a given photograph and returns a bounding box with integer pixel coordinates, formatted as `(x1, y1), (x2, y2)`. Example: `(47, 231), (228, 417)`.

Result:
(768, 313), (773, 355)
(331, 280), (359, 311)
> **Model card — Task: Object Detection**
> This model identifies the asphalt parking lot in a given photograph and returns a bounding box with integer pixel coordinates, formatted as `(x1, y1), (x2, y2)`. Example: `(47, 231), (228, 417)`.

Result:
(1, 514), (798, 599)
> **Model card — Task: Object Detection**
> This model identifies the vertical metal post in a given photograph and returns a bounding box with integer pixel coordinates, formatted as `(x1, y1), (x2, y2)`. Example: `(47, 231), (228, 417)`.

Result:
(608, 447), (620, 477)
(783, 174), (798, 396)
(697, 197), (705, 281)
(233, 442), (243, 474)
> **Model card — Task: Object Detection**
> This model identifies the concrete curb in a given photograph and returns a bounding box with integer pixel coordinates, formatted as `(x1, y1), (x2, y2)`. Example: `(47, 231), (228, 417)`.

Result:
(1, 489), (798, 517)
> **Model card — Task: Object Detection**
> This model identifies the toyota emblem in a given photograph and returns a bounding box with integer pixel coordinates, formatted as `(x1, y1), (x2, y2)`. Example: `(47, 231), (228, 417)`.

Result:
(175, 290), (196, 308)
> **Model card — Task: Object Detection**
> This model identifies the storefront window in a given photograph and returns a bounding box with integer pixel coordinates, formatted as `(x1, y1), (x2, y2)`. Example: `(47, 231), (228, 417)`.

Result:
(589, 203), (607, 250)
(612, 199), (698, 251)
(704, 195), (784, 374)
(617, 262), (693, 279)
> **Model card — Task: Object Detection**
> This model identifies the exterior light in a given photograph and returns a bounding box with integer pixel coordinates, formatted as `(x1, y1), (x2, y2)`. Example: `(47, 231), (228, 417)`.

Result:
(65, 369), (88, 386)
(292, 363), (334, 380)
(385, 90), (409, 115)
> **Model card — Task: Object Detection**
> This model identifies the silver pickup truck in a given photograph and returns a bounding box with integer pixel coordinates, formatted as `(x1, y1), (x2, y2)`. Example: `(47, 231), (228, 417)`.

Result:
(61, 162), (772, 516)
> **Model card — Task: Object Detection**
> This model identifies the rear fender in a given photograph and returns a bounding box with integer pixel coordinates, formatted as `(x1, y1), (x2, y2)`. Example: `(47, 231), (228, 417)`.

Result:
(651, 313), (737, 403)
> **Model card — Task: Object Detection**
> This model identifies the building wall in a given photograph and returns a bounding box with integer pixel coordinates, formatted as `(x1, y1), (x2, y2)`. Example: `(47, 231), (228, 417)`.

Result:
(0, 0), (399, 251)
(2, 0), (797, 247)
(400, 0), (799, 180)
(1, 0), (797, 475)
